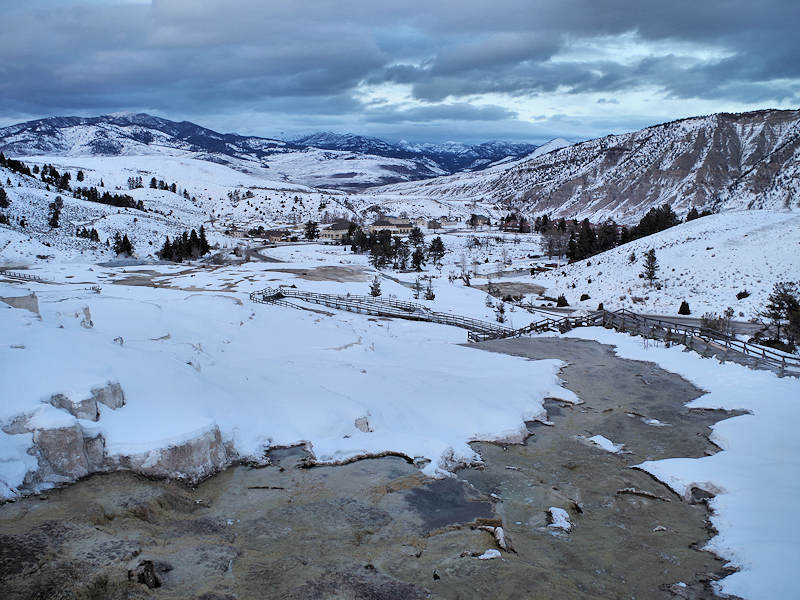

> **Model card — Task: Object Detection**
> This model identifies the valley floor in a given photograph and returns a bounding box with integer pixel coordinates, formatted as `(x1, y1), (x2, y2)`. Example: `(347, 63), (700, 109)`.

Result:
(1, 232), (799, 599)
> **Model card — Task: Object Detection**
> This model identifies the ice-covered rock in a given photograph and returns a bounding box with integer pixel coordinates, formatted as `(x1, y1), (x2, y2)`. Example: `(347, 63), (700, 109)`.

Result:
(547, 507), (572, 532)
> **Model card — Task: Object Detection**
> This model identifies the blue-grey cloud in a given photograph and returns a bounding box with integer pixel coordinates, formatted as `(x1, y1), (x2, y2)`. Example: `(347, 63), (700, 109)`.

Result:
(0, 0), (797, 142)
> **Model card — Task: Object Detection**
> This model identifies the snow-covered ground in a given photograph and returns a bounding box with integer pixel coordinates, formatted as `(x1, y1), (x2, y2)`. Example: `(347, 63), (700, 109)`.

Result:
(0, 261), (577, 497)
(530, 210), (800, 318)
(3, 147), (800, 599)
(553, 327), (800, 600)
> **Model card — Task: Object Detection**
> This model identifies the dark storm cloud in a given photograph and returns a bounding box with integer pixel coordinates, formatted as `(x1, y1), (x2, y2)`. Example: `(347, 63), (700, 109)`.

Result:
(0, 0), (797, 141)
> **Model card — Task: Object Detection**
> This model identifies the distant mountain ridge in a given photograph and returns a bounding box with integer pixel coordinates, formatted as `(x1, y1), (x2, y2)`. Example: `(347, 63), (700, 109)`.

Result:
(0, 114), (540, 187)
(292, 131), (538, 172)
(374, 109), (800, 222)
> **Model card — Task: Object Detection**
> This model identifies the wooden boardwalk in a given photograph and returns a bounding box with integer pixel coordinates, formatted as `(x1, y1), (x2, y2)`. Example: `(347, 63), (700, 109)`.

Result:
(251, 287), (800, 377)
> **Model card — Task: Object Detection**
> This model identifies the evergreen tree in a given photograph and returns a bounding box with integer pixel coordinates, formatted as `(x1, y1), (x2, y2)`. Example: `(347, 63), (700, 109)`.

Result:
(642, 248), (659, 284)
(304, 220), (319, 240)
(369, 275), (382, 297)
(48, 196), (63, 228)
(0, 186), (8, 209)
(427, 236), (445, 266)
(566, 232), (577, 260)
(392, 237), (410, 270)
(408, 227), (424, 246)
(495, 302), (506, 323)
(686, 207), (700, 222)
(761, 281), (800, 340)
(411, 246), (426, 271)
(413, 276), (423, 299)
(678, 300), (691, 315)
(159, 236), (172, 260)
(150, 177), (157, 189)
(199, 225), (210, 255)
(76, 170), (84, 182)
(189, 229), (200, 258)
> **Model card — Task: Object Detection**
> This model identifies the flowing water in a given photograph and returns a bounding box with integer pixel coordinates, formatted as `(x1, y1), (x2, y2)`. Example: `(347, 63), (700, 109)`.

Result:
(0, 337), (741, 599)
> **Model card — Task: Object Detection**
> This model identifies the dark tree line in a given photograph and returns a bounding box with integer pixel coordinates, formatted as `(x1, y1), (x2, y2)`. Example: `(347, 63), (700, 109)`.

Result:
(158, 227), (210, 262)
(686, 207), (713, 222)
(74, 186), (143, 210)
(39, 164), (72, 190)
(0, 153), (32, 177)
(536, 204), (688, 262)
(341, 224), (445, 271)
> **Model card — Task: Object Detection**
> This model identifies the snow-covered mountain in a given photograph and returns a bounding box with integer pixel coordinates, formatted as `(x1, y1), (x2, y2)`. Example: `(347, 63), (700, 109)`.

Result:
(373, 109), (800, 223)
(293, 132), (538, 173)
(0, 114), (535, 190)
(0, 112), (293, 160)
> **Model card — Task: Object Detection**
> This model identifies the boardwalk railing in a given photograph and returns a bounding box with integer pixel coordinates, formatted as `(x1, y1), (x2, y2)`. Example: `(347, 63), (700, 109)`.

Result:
(598, 308), (800, 376)
(250, 287), (800, 376)
(250, 287), (512, 337)
(1, 271), (55, 284)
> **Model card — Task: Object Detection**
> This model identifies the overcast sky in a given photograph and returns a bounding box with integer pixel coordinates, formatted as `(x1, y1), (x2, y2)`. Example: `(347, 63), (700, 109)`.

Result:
(1, 0), (798, 143)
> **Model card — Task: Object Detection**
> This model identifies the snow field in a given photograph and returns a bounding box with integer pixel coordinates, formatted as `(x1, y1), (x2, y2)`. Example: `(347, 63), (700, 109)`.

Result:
(0, 262), (577, 496)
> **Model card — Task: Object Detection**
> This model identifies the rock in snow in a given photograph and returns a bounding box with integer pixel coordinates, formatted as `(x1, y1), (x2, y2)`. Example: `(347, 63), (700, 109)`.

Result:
(547, 507), (572, 532)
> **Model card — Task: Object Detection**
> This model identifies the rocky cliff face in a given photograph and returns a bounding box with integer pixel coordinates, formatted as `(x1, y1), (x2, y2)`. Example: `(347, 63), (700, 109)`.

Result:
(375, 109), (800, 223)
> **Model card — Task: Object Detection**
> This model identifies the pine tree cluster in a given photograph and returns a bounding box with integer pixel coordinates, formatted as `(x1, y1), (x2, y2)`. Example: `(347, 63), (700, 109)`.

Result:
(74, 186), (143, 210)
(39, 164), (72, 190)
(127, 176), (144, 189)
(0, 153), (33, 177)
(112, 232), (134, 256)
(536, 204), (685, 263)
(149, 177), (178, 193)
(76, 227), (100, 242)
(158, 227), (210, 262)
(345, 225), (444, 271)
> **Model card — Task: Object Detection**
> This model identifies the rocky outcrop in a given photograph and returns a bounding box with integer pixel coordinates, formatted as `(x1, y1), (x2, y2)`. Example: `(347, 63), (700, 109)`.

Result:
(0, 291), (39, 315)
(2, 382), (240, 498)
(112, 427), (239, 484)
(48, 382), (125, 422)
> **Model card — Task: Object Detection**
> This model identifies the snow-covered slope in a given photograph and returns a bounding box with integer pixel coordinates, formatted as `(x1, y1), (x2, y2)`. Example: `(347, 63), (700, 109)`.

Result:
(531, 210), (800, 317)
(374, 110), (800, 223)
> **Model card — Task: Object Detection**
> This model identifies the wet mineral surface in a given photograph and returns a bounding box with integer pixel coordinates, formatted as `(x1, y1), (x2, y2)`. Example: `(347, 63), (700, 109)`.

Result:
(0, 337), (741, 599)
